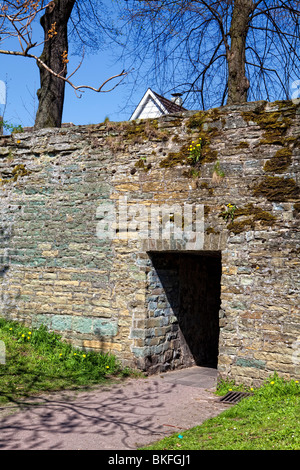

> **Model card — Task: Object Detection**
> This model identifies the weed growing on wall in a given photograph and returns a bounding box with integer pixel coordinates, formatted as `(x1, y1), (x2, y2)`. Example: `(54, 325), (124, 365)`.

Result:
(219, 204), (237, 222)
(188, 138), (203, 164)
(0, 119), (23, 134)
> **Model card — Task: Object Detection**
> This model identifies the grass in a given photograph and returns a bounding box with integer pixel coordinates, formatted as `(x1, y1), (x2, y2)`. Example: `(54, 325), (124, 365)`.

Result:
(141, 373), (300, 450)
(0, 317), (132, 405)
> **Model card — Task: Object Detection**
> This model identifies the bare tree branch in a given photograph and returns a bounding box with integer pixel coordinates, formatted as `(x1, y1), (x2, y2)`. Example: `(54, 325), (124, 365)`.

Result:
(118, 0), (300, 109)
(0, 1), (127, 94)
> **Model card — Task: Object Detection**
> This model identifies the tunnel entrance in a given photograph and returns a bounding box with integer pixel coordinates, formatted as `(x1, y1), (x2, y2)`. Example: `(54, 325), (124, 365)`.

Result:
(145, 251), (222, 373)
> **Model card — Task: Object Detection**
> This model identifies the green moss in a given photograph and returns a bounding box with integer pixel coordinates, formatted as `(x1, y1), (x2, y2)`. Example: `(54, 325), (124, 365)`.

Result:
(124, 120), (156, 140)
(168, 118), (184, 128)
(186, 111), (206, 129)
(272, 99), (296, 109)
(253, 176), (300, 202)
(206, 227), (220, 234)
(294, 202), (300, 212)
(227, 218), (254, 234)
(172, 135), (184, 144)
(293, 202), (300, 217)
(201, 147), (218, 163)
(208, 108), (223, 122)
(200, 182), (214, 194)
(109, 118), (169, 144)
(159, 151), (187, 168)
(1, 164), (31, 185)
(238, 141), (250, 149)
(242, 109), (291, 131)
(187, 108), (223, 129)
(263, 148), (292, 173)
(135, 158), (150, 172)
(226, 203), (276, 234)
(242, 103), (297, 145)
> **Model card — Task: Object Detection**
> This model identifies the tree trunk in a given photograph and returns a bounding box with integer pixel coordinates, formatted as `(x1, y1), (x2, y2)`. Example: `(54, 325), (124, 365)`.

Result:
(227, 0), (254, 105)
(34, 0), (75, 129)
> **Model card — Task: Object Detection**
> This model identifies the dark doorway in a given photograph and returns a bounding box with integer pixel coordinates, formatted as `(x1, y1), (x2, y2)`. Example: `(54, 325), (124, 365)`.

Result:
(147, 251), (221, 370)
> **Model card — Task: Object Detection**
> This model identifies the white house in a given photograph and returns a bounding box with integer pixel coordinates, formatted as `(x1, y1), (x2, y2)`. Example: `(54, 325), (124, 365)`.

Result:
(130, 88), (186, 120)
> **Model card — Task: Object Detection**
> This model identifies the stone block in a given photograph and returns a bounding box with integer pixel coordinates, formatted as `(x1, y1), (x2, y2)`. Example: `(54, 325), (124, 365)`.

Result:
(51, 315), (72, 331)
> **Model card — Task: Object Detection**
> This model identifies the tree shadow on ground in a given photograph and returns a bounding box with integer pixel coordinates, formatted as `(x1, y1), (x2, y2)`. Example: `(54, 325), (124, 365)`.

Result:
(0, 378), (180, 450)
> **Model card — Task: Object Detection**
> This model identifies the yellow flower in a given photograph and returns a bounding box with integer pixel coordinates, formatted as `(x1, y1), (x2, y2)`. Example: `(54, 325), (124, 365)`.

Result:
(28, 331), (32, 335)
(270, 381), (274, 385)
(27, 337), (30, 340)
(74, 353), (77, 356)
(295, 380), (299, 384)
(82, 354), (86, 358)
(21, 334), (25, 337)
(9, 328), (12, 330)
(106, 365), (109, 369)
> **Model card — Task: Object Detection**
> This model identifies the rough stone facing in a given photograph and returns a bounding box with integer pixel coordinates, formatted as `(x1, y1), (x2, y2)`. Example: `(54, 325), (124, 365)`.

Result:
(0, 99), (299, 386)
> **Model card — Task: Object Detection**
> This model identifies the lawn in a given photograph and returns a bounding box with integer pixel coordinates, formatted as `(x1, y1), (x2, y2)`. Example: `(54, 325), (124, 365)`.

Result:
(0, 317), (132, 404)
(141, 373), (300, 450)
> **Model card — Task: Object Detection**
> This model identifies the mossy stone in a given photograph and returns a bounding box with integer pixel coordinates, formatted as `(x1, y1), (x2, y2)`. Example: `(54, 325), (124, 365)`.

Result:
(226, 203), (276, 234)
(253, 176), (300, 202)
(263, 148), (292, 173)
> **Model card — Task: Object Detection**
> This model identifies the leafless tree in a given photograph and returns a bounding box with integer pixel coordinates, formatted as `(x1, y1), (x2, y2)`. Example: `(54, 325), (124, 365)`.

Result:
(118, 0), (300, 110)
(0, 1), (127, 128)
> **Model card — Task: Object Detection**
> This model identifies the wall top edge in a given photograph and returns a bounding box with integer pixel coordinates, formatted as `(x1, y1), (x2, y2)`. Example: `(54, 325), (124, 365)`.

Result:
(1, 99), (299, 140)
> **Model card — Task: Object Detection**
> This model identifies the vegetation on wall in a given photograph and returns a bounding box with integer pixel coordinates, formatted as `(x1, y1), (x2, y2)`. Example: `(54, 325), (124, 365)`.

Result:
(253, 176), (300, 202)
(263, 148), (293, 174)
(224, 203), (277, 235)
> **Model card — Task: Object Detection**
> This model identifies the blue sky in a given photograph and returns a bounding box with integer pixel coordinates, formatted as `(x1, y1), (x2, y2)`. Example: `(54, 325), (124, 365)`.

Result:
(0, 0), (146, 130)
(0, 44), (143, 129)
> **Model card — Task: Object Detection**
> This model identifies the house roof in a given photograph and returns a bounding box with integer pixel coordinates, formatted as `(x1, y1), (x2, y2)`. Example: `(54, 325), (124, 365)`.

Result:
(129, 88), (186, 120)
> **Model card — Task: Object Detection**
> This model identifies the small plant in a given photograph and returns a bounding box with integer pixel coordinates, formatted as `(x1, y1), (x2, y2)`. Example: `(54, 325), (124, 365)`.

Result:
(212, 160), (225, 182)
(188, 137), (203, 164)
(216, 377), (252, 396)
(220, 204), (237, 222)
(0, 119), (23, 134)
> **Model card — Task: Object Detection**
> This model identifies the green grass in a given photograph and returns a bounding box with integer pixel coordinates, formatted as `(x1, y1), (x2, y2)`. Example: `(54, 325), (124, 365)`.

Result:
(141, 373), (300, 450)
(0, 317), (132, 404)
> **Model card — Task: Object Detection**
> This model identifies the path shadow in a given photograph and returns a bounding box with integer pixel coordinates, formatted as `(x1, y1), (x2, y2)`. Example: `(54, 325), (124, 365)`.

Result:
(0, 378), (182, 450)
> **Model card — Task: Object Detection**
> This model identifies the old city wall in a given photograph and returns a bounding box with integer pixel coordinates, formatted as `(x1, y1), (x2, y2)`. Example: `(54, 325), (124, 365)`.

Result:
(0, 99), (299, 386)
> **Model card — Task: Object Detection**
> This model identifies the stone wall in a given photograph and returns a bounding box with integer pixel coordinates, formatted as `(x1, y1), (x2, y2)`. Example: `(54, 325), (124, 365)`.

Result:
(0, 99), (299, 386)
